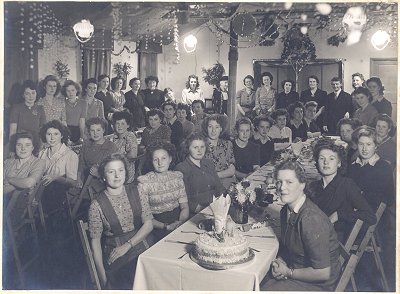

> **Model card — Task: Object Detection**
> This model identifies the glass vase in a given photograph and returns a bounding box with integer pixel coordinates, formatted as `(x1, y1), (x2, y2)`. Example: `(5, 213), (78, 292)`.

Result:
(230, 203), (249, 224)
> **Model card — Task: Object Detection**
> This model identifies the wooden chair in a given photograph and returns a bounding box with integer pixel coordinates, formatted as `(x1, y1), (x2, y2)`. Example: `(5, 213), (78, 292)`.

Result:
(4, 189), (41, 288)
(335, 202), (388, 291)
(70, 174), (94, 219)
(77, 220), (101, 290)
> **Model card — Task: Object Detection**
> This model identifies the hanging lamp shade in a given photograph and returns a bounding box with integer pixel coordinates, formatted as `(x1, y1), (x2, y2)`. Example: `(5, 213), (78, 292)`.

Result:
(73, 19), (94, 43)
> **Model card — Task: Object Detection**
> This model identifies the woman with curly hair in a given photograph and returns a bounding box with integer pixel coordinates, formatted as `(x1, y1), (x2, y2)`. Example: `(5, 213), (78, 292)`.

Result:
(307, 139), (376, 242)
(261, 160), (341, 291)
(287, 101), (307, 142)
(140, 109), (171, 150)
(88, 153), (153, 289)
(268, 108), (292, 151)
(175, 133), (224, 214)
(110, 76), (126, 113)
(352, 87), (378, 126)
(232, 117), (260, 180)
(138, 141), (189, 241)
(110, 112), (138, 183)
(62, 80), (87, 144)
(181, 74), (204, 105)
(367, 77), (392, 117)
(254, 72), (277, 111)
(251, 115), (274, 165)
(142, 76), (164, 109)
(337, 118), (362, 166)
(236, 75), (256, 118)
(124, 77), (146, 129)
(37, 120), (79, 216)
(37, 75), (67, 125)
(176, 103), (194, 139)
(374, 114), (396, 169)
(83, 78), (105, 120)
(78, 117), (118, 185)
(202, 114), (236, 188)
(276, 79), (299, 110)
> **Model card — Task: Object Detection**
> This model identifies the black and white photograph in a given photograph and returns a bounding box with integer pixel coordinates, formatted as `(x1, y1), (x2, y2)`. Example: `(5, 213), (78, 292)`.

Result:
(2, 1), (398, 291)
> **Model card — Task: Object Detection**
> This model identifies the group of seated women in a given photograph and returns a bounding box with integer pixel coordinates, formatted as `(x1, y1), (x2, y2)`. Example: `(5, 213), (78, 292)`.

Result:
(4, 71), (396, 291)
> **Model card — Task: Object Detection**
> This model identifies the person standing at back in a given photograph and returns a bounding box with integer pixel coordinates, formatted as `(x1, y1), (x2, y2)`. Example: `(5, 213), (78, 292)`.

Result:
(323, 77), (353, 135)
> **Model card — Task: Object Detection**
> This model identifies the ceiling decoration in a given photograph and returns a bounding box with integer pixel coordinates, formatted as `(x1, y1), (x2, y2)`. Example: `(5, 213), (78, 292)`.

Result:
(4, 2), (398, 68)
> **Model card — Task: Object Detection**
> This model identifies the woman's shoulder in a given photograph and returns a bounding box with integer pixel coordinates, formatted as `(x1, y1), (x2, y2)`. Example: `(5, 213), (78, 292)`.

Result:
(137, 171), (157, 183)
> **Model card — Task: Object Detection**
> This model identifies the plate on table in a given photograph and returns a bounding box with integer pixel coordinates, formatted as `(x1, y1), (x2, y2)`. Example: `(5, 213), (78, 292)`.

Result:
(190, 248), (255, 270)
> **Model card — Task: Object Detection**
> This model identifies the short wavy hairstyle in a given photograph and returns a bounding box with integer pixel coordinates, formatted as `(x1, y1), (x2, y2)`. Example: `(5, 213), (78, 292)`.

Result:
(271, 108), (289, 121)
(82, 78), (98, 96)
(98, 153), (130, 185)
(281, 79), (295, 90)
(147, 108), (165, 122)
(112, 111), (133, 129)
(288, 101), (305, 117)
(253, 115), (274, 130)
(191, 99), (205, 110)
(111, 76), (126, 91)
(337, 118), (363, 135)
(366, 77), (385, 95)
(312, 138), (347, 175)
(304, 100), (318, 109)
(261, 72), (273, 84)
(352, 126), (378, 145)
(40, 120), (70, 145)
(233, 117), (254, 138)
(146, 141), (177, 165)
(10, 131), (35, 153)
(201, 114), (230, 140)
(243, 75), (254, 85)
(61, 80), (82, 97)
(97, 74), (110, 90)
(21, 80), (38, 103)
(353, 87), (373, 102)
(185, 74), (200, 89)
(145, 76), (159, 87)
(274, 159), (307, 184)
(351, 72), (366, 89)
(39, 75), (61, 97)
(161, 100), (177, 112)
(177, 103), (192, 121)
(373, 113), (396, 137)
(331, 76), (342, 83)
(308, 75), (319, 85)
(86, 117), (108, 132)
(128, 77), (140, 88)
(180, 132), (208, 158)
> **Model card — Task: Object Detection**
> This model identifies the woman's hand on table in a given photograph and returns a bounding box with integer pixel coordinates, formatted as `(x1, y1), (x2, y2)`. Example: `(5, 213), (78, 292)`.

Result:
(108, 243), (131, 264)
(167, 221), (183, 231)
(271, 257), (290, 280)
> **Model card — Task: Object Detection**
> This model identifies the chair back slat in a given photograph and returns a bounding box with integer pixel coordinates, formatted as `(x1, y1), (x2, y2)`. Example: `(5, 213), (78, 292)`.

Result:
(77, 220), (101, 290)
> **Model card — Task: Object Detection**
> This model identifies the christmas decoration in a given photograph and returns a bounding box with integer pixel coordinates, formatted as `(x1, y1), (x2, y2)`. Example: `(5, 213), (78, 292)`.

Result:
(54, 60), (70, 79)
(113, 62), (132, 78)
(202, 62), (225, 87)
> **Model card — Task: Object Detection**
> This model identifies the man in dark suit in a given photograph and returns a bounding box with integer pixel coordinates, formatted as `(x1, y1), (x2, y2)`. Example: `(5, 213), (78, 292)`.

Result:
(323, 77), (354, 135)
(300, 75), (327, 129)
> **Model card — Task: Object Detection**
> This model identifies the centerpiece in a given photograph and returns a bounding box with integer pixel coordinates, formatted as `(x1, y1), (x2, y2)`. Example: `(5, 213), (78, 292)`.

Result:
(228, 180), (256, 224)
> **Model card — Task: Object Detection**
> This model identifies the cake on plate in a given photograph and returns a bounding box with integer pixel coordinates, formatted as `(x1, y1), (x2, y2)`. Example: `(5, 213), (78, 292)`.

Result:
(191, 195), (252, 267)
(192, 231), (250, 265)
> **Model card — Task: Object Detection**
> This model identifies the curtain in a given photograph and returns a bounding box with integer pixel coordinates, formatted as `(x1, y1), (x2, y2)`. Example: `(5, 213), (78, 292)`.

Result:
(82, 49), (111, 82)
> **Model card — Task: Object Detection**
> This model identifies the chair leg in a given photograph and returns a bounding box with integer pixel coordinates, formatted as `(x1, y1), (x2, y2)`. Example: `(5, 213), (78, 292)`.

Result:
(5, 215), (25, 288)
(350, 274), (357, 291)
(37, 202), (47, 239)
(371, 235), (389, 291)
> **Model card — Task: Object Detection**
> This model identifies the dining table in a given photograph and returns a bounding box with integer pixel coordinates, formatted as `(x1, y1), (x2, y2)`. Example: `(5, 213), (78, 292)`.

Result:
(132, 153), (322, 291)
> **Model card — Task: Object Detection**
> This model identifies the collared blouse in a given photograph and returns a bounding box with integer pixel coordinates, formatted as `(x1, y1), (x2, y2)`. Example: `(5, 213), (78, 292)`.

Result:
(38, 143), (79, 180)
(236, 88), (256, 109)
(181, 88), (204, 104)
(85, 97), (105, 119)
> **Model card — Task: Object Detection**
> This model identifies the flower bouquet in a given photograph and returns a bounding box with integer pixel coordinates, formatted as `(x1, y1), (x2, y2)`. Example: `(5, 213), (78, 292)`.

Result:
(228, 181), (256, 224)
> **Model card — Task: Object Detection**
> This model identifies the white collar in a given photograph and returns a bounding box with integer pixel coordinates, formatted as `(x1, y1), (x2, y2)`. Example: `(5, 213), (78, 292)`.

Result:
(355, 153), (380, 166)
(288, 194), (306, 214)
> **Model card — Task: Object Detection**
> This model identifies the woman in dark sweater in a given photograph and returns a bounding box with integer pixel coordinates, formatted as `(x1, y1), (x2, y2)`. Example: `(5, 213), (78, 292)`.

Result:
(251, 115), (274, 165)
(347, 126), (395, 288)
(307, 139), (376, 242)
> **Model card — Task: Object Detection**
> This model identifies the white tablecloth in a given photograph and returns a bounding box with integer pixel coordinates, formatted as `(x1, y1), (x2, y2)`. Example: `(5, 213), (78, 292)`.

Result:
(133, 206), (279, 291)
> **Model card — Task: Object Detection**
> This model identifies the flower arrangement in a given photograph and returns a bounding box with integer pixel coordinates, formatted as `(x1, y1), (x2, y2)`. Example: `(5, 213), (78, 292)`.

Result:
(202, 62), (225, 87)
(54, 60), (70, 79)
(113, 62), (132, 78)
(228, 180), (256, 207)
